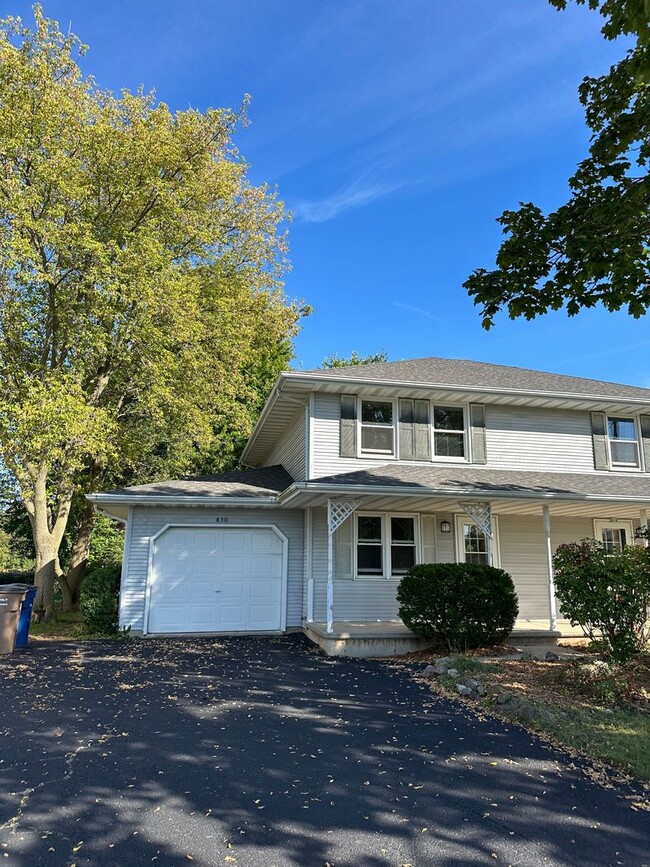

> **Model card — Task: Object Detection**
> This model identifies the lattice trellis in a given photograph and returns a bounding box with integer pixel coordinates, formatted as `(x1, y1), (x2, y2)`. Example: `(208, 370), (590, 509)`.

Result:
(460, 501), (493, 538)
(328, 499), (361, 535)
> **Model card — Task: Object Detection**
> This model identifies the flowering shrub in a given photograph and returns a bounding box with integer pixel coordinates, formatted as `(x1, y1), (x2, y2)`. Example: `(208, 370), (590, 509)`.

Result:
(553, 539), (650, 664)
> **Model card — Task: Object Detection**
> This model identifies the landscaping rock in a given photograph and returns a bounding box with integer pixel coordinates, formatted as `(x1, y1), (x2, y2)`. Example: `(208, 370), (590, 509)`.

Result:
(545, 651), (560, 662)
(432, 662), (448, 675)
(423, 665), (437, 679)
(496, 693), (513, 705)
(456, 684), (472, 696)
(476, 684), (486, 696)
(446, 668), (459, 677)
(465, 677), (480, 690)
(517, 704), (537, 721)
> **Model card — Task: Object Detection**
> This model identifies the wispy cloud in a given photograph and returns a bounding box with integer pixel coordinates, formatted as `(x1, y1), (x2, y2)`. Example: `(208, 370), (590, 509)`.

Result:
(292, 181), (397, 223)
(563, 339), (650, 365)
(393, 302), (449, 324)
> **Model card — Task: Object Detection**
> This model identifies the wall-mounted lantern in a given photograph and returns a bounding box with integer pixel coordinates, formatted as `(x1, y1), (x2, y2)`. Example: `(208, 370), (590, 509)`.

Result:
(440, 520), (451, 534)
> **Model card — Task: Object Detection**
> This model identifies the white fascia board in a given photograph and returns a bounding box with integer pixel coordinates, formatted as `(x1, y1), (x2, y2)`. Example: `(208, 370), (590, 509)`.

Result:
(279, 481), (650, 506)
(280, 371), (650, 408)
(86, 494), (280, 508)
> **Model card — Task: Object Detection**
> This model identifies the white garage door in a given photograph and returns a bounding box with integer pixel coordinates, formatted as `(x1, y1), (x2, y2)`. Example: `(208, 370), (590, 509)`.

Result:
(147, 526), (285, 634)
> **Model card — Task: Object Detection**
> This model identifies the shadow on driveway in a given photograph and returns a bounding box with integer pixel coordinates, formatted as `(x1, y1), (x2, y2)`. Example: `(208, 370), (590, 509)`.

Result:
(0, 634), (648, 866)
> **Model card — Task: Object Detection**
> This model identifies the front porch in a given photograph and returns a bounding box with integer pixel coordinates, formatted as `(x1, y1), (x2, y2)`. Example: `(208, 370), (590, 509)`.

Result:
(304, 618), (587, 658)
(287, 468), (650, 657)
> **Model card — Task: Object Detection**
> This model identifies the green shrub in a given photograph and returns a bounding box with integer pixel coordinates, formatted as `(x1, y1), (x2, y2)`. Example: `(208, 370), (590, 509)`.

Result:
(80, 564), (122, 635)
(397, 563), (519, 651)
(553, 540), (650, 664)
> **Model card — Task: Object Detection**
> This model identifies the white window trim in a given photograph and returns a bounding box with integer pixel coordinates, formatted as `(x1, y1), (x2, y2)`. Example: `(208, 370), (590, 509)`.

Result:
(454, 514), (500, 568)
(593, 519), (635, 552)
(357, 397), (398, 458)
(354, 512), (419, 579)
(606, 415), (642, 471)
(430, 403), (469, 463)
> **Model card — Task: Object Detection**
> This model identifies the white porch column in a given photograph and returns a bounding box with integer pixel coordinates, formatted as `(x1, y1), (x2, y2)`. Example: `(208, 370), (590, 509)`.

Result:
(326, 525), (333, 632)
(306, 507), (314, 622)
(543, 504), (558, 632)
(326, 498), (360, 633)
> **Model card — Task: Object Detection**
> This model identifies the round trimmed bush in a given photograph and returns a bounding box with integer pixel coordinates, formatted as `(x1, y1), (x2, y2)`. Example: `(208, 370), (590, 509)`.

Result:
(80, 564), (122, 635)
(397, 562), (519, 651)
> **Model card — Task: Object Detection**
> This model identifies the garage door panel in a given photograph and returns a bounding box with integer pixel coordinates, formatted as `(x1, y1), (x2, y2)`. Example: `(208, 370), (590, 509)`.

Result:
(221, 581), (245, 601)
(148, 526), (285, 634)
(250, 556), (282, 578)
(193, 534), (220, 555)
(222, 556), (250, 577)
(223, 533), (248, 553)
(187, 554), (217, 576)
(220, 604), (247, 628)
(251, 533), (283, 554)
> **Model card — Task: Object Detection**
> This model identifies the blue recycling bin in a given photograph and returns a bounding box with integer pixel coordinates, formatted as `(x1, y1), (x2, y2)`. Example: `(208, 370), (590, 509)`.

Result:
(3, 584), (38, 647)
(16, 586), (37, 647)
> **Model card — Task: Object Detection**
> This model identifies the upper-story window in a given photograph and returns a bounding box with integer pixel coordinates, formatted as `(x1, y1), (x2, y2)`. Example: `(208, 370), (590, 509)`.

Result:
(607, 417), (639, 467)
(433, 406), (465, 458)
(360, 400), (394, 454)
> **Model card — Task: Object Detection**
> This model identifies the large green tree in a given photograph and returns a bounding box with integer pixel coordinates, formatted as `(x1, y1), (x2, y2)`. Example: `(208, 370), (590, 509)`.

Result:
(465, 0), (649, 327)
(0, 8), (304, 618)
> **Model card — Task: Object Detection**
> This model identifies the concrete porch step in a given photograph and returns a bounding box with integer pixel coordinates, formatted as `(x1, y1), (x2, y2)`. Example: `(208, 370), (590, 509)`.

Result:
(303, 619), (573, 658)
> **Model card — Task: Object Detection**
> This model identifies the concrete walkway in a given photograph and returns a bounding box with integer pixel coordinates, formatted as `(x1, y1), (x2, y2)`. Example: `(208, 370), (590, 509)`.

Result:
(0, 635), (647, 866)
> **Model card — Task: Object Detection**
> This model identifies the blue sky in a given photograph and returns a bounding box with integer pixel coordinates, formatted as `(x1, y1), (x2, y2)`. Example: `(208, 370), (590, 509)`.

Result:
(6, 1), (648, 385)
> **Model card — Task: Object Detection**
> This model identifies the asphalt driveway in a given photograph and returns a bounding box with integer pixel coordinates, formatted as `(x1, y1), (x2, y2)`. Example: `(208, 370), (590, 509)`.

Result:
(0, 635), (648, 867)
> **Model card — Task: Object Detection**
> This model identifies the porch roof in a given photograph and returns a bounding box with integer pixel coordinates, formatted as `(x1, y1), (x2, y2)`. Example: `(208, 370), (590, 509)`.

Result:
(280, 464), (650, 517)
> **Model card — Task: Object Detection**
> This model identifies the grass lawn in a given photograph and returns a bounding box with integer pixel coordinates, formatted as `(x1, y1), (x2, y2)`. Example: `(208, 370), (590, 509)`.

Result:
(29, 610), (88, 640)
(404, 652), (650, 783)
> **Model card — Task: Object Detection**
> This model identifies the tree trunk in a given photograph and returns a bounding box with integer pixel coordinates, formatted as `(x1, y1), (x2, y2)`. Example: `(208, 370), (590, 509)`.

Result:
(58, 502), (95, 611)
(33, 545), (58, 622)
(28, 467), (74, 623)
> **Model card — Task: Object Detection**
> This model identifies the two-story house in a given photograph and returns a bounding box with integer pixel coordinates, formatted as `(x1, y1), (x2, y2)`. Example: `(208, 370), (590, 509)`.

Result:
(89, 357), (650, 656)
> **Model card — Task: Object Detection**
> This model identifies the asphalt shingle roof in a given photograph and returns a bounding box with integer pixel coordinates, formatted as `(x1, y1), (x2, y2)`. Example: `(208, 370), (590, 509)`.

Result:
(105, 465), (293, 498)
(310, 464), (650, 500)
(303, 357), (650, 401)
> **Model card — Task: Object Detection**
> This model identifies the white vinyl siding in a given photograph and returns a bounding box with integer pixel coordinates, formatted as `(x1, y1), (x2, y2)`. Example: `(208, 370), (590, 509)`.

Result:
(120, 506), (304, 633)
(497, 515), (550, 620)
(483, 406), (595, 473)
(264, 407), (307, 479)
(312, 394), (599, 477)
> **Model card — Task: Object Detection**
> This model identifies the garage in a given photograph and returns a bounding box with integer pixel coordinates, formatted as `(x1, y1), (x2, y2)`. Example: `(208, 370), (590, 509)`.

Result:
(146, 525), (287, 634)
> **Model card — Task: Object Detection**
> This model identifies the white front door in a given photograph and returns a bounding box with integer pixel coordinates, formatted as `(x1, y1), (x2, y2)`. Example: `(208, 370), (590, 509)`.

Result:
(593, 520), (635, 553)
(148, 526), (285, 634)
